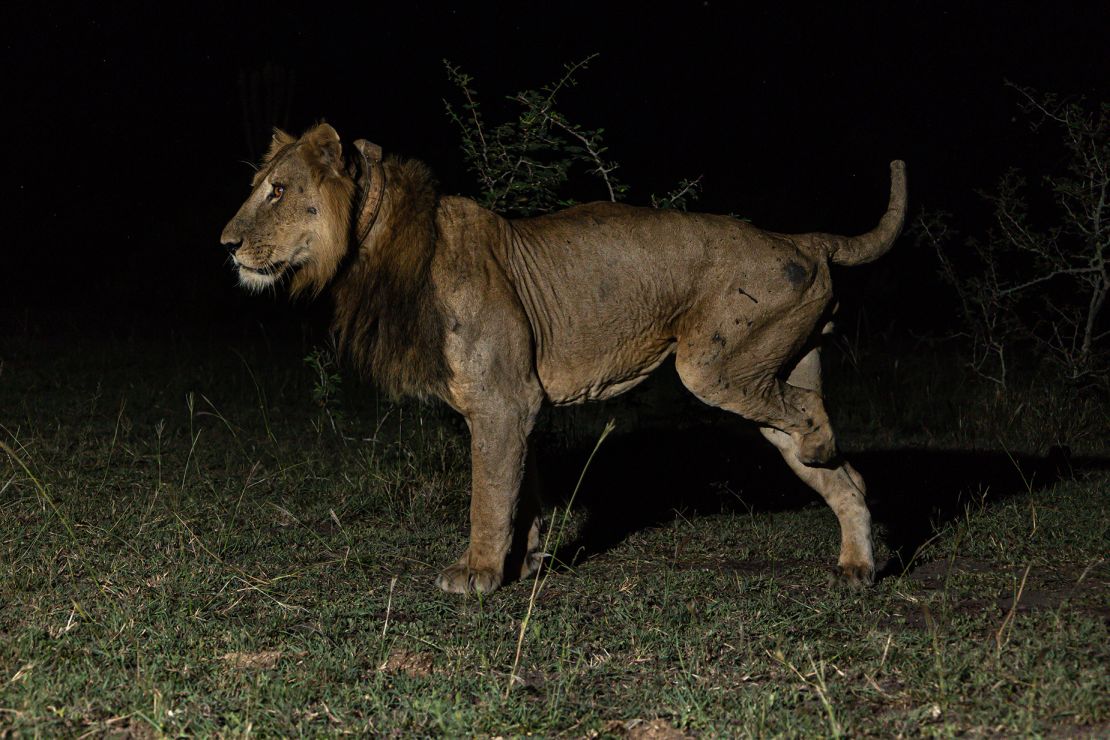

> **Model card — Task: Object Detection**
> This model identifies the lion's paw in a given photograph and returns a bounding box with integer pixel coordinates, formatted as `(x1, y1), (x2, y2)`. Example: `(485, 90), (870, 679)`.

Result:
(435, 563), (503, 595)
(828, 562), (875, 591)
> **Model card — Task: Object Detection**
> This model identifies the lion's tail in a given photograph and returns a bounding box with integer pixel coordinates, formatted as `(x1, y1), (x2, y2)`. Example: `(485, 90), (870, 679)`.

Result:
(802, 160), (907, 267)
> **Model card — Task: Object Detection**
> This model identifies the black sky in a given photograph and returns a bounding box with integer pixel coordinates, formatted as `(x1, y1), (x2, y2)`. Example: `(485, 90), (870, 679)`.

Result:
(4, 1), (1107, 338)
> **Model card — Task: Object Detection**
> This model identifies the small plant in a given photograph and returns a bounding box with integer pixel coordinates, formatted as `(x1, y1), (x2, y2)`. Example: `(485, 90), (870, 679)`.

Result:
(917, 84), (1108, 390)
(444, 54), (626, 216)
(304, 346), (345, 438)
(650, 176), (704, 211)
(445, 55), (699, 216)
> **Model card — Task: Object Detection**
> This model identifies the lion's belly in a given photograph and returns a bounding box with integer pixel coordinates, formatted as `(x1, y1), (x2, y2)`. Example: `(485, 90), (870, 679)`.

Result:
(537, 338), (677, 405)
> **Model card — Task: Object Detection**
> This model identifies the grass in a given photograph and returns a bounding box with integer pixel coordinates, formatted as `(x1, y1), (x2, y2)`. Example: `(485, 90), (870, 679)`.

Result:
(1, 331), (1107, 736)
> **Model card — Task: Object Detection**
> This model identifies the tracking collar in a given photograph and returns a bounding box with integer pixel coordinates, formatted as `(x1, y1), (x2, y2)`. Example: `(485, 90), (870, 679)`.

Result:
(353, 139), (386, 245)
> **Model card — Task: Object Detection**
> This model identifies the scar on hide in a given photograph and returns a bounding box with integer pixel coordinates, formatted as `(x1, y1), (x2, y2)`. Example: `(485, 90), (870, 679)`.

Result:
(737, 287), (759, 303)
(712, 331), (726, 347)
(783, 261), (807, 287)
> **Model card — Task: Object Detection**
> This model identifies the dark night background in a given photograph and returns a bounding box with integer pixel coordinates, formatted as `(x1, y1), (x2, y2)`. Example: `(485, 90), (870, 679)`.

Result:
(3, 1), (1107, 343)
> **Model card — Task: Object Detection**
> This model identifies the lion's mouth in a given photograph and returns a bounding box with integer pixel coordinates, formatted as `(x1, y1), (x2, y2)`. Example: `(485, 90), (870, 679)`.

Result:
(234, 247), (309, 291)
(235, 259), (291, 293)
(239, 260), (288, 277)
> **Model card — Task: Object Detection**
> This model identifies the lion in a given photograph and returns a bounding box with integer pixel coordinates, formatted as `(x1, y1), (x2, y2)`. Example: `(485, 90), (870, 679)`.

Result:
(221, 122), (906, 594)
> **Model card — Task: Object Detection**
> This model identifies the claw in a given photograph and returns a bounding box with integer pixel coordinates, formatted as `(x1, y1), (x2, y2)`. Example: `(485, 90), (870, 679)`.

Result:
(435, 563), (502, 595)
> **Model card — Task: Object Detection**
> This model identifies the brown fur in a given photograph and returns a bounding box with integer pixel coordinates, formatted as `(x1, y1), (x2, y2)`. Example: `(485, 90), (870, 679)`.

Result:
(222, 123), (907, 596)
(221, 125), (447, 398)
(330, 158), (450, 400)
(287, 127), (355, 298)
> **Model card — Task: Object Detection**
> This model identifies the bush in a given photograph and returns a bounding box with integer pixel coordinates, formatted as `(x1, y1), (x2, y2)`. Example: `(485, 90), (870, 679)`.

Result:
(444, 55), (700, 217)
(916, 84), (1108, 390)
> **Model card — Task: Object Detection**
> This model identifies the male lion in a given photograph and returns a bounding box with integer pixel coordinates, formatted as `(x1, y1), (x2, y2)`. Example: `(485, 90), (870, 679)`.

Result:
(221, 123), (906, 594)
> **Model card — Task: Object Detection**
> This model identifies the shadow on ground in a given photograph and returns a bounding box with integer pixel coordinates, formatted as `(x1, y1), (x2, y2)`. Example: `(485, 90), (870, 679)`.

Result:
(535, 422), (1103, 577)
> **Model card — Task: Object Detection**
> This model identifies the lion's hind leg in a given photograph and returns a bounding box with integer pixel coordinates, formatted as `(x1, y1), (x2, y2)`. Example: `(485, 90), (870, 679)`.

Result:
(677, 341), (874, 587)
(761, 345), (873, 587)
(760, 427), (874, 588)
(674, 335), (837, 465)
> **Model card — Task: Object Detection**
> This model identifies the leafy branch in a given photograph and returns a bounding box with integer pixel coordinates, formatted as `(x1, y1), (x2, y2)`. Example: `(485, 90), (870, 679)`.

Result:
(444, 55), (697, 216)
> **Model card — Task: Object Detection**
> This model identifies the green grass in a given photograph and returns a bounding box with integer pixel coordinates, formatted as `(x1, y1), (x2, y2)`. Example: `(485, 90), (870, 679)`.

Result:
(1, 334), (1107, 736)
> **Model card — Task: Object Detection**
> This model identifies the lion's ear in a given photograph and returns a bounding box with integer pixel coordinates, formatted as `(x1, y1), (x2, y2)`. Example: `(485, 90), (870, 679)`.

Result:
(264, 128), (296, 163)
(301, 122), (343, 176)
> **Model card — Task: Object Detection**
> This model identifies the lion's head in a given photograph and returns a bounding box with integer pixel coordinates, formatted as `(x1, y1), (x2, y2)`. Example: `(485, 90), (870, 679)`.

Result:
(220, 123), (356, 295)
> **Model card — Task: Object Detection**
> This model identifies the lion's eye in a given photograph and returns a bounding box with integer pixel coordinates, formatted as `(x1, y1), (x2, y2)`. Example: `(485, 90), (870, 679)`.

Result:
(270, 184), (285, 201)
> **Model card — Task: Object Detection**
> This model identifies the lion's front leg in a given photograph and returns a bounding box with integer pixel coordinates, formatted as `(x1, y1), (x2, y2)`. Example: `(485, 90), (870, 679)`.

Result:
(436, 405), (539, 595)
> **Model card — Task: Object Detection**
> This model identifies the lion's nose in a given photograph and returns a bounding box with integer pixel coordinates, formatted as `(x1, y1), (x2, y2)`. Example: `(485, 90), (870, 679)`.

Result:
(220, 225), (242, 254)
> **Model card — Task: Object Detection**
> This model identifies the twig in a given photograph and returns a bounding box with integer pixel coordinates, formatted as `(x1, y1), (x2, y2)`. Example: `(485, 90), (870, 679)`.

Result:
(506, 419), (615, 696)
(994, 564), (1032, 655)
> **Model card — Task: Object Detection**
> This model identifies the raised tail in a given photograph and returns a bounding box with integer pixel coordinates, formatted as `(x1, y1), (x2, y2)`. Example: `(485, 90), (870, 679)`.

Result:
(804, 160), (907, 266)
